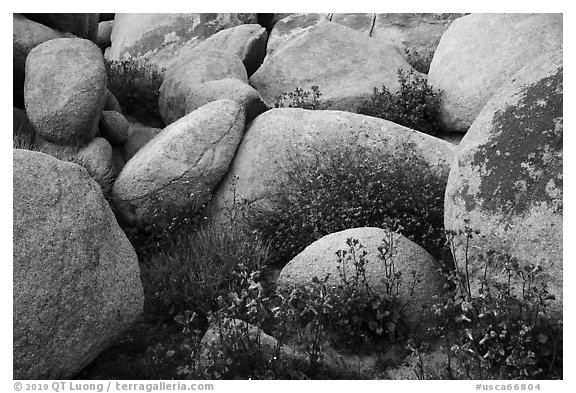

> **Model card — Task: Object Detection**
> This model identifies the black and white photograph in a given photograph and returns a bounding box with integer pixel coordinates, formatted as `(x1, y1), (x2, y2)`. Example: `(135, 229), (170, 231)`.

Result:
(8, 1), (569, 389)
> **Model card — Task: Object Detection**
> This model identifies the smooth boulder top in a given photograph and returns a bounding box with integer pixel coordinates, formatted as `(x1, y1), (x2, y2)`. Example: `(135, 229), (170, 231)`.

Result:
(250, 21), (416, 112)
(428, 13), (562, 133)
(208, 108), (455, 225)
(13, 149), (143, 379)
(113, 99), (246, 229)
(444, 50), (563, 311)
(24, 37), (107, 145)
(278, 227), (443, 322)
(158, 49), (248, 124)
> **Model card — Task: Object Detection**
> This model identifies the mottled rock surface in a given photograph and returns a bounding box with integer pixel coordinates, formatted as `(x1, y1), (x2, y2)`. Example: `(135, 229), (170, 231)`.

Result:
(13, 150), (143, 379)
(444, 51), (563, 311)
(428, 13), (562, 132)
(24, 38), (107, 145)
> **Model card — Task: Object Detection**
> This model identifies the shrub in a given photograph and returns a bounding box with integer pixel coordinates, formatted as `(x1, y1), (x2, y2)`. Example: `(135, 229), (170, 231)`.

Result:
(357, 68), (442, 136)
(105, 59), (164, 125)
(403, 48), (434, 74)
(139, 223), (270, 325)
(190, 236), (418, 378)
(409, 227), (563, 380)
(246, 140), (447, 267)
(274, 85), (325, 110)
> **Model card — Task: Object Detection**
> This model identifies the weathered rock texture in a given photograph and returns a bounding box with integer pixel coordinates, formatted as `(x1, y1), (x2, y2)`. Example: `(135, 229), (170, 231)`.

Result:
(266, 13), (330, 55)
(100, 110), (129, 145)
(250, 21), (416, 113)
(208, 108), (455, 225)
(13, 150), (144, 379)
(428, 13), (562, 133)
(160, 78), (267, 126)
(106, 13), (257, 72)
(13, 14), (69, 108)
(279, 227), (443, 323)
(191, 24), (268, 76)
(158, 49), (248, 125)
(24, 38), (107, 145)
(113, 100), (245, 229)
(444, 51), (563, 312)
(122, 123), (162, 162)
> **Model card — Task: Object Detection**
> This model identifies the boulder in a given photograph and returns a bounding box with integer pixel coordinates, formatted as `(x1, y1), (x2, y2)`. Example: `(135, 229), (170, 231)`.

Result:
(199, 318), (304, 377)
(266, 13), (330, 55)
(191, 24), (268, 76)
(103, 89), (122, 112)
(160, 78), (267, 126)
(158, 49), (248, 125)
(13, 14), (68, 108)
(24, 13), (99, 41)
(32, 136), (114, 195)
(444, 51), (563, 312)
(97, 20), (113, 49)
(278, 227), (443, 323)
(370, 13), (466, 72)
(122, 123), (162, 162)
(13, 149), (143, 379)
(250, 21), (416, 112)
(113, 100), (245, 230)
(106, 13), (257, 73)
(428, 13), (562, 133)
(76, 137), (114, 191)
(208, 108), (455, 225)
(99, 110), (129, 145)
(24, 38), (107, 145)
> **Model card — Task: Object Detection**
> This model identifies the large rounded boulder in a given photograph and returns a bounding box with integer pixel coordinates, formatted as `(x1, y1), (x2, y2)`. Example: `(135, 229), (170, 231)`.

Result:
(208, 108), (455, 225)
(444, 51), (563, 311)
(13, 14), (69, 108)
(250, 21), (416, 112)
(428, 13), (562, 133)
(24, 38), (107, 145)
(106, 13), (257, 72)
(158, 49), (248, 125)
(13, 149), (144, 379)
(278, 227), (444, 324)
(113, 99), (245, 230)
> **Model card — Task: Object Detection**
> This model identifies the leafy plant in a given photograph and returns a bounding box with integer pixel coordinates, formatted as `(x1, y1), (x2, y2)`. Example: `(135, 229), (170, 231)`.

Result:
(139, 223), (269, 325)
(105, 59), (165, 125)
(416, 227), (563, 380)
(357, 68), (443, 136)
(247, 140), (447, 267)
(274, 85), (325, 110)
(403, 48), (434, 74)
